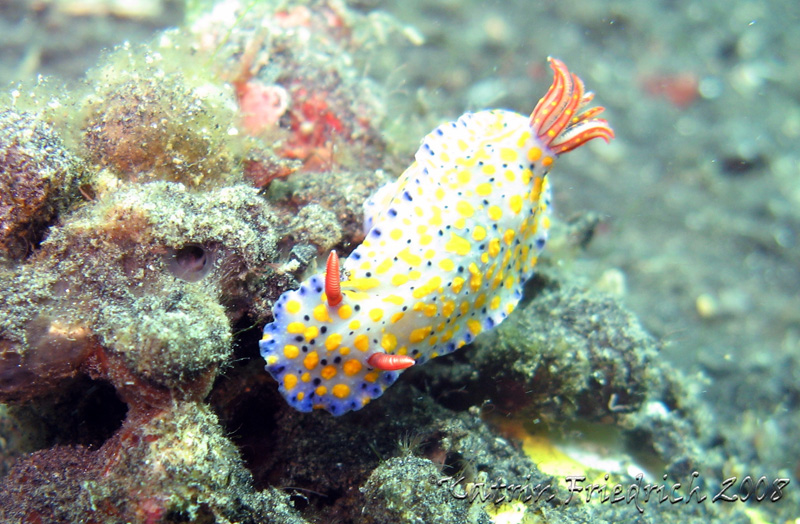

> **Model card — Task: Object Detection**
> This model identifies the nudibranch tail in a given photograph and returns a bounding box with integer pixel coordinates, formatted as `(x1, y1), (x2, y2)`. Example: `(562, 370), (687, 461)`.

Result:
(325, 250), (343, 307)
(367, 353), (416, 371)
(531, 57), (614, 155)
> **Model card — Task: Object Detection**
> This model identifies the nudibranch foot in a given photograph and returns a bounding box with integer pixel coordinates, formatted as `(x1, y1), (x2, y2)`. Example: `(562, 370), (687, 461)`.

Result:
(260, 58), (613, 415)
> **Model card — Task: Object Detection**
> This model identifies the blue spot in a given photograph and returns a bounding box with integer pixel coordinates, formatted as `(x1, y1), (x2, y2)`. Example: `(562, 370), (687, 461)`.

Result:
(436, 128), (444, 136)
(352, 252), (361, 260)
(372, 228), (382, 237)
(402, 191), (413, 201)
(536, 238), (546, 249)
(484, 317), (495, 329)
(388, 208), (397, 217)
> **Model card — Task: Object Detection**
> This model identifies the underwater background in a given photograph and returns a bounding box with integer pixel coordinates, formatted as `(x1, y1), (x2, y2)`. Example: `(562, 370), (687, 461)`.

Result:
(0, 0), (798, 522)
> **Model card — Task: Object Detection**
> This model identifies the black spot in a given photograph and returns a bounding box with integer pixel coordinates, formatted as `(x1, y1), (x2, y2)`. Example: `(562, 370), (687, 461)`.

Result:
(313, 378), (321, 385)
(354, 305), (361, 311)
(334, 356), (341, 364)
(320, 326), (328, 334)
(303, 315), (310, 321)
(315, 286), (323, 293)
(295, 336), (304, 342)
(365, 271), (372, 277)
(320, 359), (327, 366)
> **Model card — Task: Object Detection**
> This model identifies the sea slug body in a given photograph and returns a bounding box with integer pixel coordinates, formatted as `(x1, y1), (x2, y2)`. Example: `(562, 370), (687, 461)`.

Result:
(260, 58), (614, 415)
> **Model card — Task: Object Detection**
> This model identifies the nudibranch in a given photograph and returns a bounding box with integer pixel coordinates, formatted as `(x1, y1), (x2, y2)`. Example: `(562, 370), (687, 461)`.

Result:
(260, 58), (614, 415)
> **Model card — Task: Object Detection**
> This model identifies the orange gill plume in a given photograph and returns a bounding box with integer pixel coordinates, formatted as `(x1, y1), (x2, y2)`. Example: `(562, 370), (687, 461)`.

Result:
(530, 57), (614, 155)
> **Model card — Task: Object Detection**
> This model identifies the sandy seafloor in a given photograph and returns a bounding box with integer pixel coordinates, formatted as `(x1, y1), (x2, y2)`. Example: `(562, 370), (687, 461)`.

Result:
(0, 0), (798, 522)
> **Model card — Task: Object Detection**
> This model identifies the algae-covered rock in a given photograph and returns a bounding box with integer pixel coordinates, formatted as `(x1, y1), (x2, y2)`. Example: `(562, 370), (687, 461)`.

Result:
(0, 109), (86, 260)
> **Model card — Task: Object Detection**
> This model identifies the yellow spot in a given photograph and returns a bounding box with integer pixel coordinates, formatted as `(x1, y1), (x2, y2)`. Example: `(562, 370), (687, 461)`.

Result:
(457, 139), (469, 151)
(410, 326), (432, 343)
(360, 261), (372, 271)
(313, 304), (331, 322)
(504, 274), (516, 290)
(354, 334), (370, 352)
(460, 301), (470, 315)
(283, 345), (300, 359)
(435, 187), (445, 200)
(304, 351), (319, 370)
(398, 248), (422, 267)
(398, 346), (409, 355)
(375, 258), (393, 275)
(332, 384), (351, 399)
(456, 200), (474, 218)
(413, 276), (443, 299)
(364, 371), (379, 383)
(471, 226), (487, 242)
(521, 168), (532, 185)
(452, 277), (465, 294)
(287, 322), (305, 334)
(297, 392), (305, 400)
(420, 234), (433, 245)
(301, 372), (311, 382)
(338, 305), (352, 320)
(489, 238), (501, 258)
(490, 296), (501, 310)
(457, 170), (471, 184)
(389, 228), (403, 241)
(325, 333), (342, 351)
(286, 300), (301, 314)
(468, 263), (482, 292)
(340, 346), (351, 355)
(481, 164), (496, 175)
(283, 374), (298, 390)
(321, 365), (337, 380)
(344, 277), (381, 291)
(266, 355), (278, 365)
(527, 147), (542, 162)
(500, 148), (518, 162)
(348, 320), (361, 331)
(381, 333), (397, 351)
(542, 216), (551, 229)
(509, 195), (523, 214)
(416, 224), (427, 234)
(430, 207), (443, 226)
(441, 330), (453, 342)
(414, 302), (438, 317)
(474, 293), (487, 309)
(453, 218), (466, 230)
(390, 312), (405, 323)
(503, 229), (516, 245)
(442, 300), (456, 317)
(304, 326), (319, 341)
(409, 270), (422, 280)
(369, 308), (384, 322)
(391, 274), (409, 286)
(476, 183), (492, 196)
(543, 156), (554, 167)
(438, 259), (455, 271)
(440, 151), (450, 162)
(315, 385), (327, 397)
(504, 170), (516, 182)
(467, 319), (482, 336)
(445, 233), (471, 256)
(488, 205), (503, 221)
(481, 252), (489, 264)
(383, 294), (404, 305)
(516, 131), (532, 147)
(343, 359), (362, 376)
(428, 336), (438, 346)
